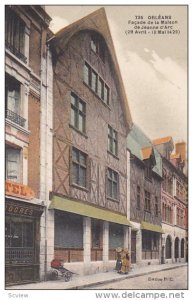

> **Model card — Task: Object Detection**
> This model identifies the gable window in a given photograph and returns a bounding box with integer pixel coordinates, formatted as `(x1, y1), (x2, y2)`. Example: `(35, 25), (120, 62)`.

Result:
(72, 147), (87, 188)
(91, 33), (105, 62)
(70, 93), (86, 133)
(6, 145), (21, 183)
(108, 125), (118, 156)
(137, 185), (140, 209)
(144, 190), (151, 212)
(107, 168), (119, 200)
(5, 7), (26, 63)
(83, 62), (110, 105)
(5, 74), (26, 127)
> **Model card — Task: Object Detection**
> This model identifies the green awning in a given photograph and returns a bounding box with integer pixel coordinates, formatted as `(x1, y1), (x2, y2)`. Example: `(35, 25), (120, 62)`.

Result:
(141, 221), (164, 234)
(49, 195), (131, 226)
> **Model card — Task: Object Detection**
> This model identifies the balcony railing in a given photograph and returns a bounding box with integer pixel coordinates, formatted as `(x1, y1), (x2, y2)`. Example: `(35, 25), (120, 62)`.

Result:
(5, 41), (27, 64)
(6, 109), (26, 128)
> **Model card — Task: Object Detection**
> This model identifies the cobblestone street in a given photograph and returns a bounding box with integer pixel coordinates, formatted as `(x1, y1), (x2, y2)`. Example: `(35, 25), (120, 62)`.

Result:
(90, 265), (188, 290)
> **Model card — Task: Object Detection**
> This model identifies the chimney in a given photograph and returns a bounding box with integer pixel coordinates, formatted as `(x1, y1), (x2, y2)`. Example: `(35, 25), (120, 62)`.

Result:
(175, 142), (186, 161)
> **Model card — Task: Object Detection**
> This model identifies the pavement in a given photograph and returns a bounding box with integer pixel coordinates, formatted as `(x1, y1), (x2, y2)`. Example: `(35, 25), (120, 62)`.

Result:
(7, 262), (187, 290)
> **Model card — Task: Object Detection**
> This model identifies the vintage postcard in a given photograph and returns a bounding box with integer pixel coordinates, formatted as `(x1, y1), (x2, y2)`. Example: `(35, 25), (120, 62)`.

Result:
(3, 3), (189, 299)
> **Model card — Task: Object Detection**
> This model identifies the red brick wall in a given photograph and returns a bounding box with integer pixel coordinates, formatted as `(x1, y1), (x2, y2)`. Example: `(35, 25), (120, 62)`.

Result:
(28, 94), (40, 197)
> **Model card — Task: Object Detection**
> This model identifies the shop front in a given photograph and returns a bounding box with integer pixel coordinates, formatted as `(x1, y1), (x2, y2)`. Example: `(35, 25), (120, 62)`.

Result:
(5, 182), (44, 286)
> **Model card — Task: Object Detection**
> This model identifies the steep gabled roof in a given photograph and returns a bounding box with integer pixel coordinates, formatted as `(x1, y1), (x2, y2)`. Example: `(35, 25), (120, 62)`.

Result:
(49, 7), (132, 132)
(127, 124), (162, 177)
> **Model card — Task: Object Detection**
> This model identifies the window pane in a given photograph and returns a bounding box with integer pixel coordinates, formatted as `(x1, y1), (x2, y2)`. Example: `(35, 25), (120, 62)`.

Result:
(72, 163), (79, 185)
(6, 147), (20, 182)
(5, 222), (11, 247)
(98, 78), (104, 99)
(79, 167), (86, 187)
(72, 148), (79, 162)
(108, 178), (112, 198)
(113, 182), (118, 199)
(71, 93), (77, 106)
(71, 106), (76, 127)
(91, 71), (97, 92)
(84, 64), (89, 85)
(23, 223), (33, 247)
(11, 222), (22, 247)
(108, 168), (112, 180)
(79, 152), (86, 166)
(91, 37), (97, 53)
(79, 114), (84, 132)
(104, 85), (109, 104)
(79, 101), (85, 113)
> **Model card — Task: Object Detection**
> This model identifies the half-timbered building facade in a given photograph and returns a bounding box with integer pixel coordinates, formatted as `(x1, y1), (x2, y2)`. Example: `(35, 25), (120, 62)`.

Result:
(47, 8), (133, 275)
(127, 124), (163, 266)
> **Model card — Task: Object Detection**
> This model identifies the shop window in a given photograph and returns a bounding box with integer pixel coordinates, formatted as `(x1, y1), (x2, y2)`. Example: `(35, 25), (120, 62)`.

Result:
(5, 7), (27, 63)
(70, 92), (86, 133)
(71, 147), (87, 188)
(107, 168), (119, 201)
(6, 145), (21, 183)
(54, 211), (83, 248)
(108, 125), (118, 157)
(144, 190), (151, 212)
(142, 231), (151, 251)
(5, 74), (26, 127)
(91, 219), (102, 248)
(109, 223), (124, 249)
(5, 218), (34, 264)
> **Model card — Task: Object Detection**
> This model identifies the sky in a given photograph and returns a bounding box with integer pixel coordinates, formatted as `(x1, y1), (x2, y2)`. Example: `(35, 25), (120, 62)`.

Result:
(46, 5), (188, 147)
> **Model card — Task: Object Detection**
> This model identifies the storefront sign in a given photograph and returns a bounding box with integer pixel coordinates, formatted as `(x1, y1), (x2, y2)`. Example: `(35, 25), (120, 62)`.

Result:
(5, 201), (44, 217)
(5, 202), (34, 216)
(5, 181), (35, 200)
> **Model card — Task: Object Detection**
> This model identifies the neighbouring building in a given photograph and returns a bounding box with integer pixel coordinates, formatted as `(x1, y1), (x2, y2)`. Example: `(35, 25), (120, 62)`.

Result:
(47, 8), (133, 275)
(5, 5), (52, 285)
(127, 124), (163, 266)
(153, 137), (188, 264)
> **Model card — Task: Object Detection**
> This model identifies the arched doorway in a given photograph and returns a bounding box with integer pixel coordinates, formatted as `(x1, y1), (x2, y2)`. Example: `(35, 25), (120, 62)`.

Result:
(165, 235), (172, 259)
(181, 239), (185, 258)
(175, 237), (179, 259)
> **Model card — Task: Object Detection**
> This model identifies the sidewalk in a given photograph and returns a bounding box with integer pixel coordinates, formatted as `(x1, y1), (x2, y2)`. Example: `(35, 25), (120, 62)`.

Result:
(7, 262), (187, 290)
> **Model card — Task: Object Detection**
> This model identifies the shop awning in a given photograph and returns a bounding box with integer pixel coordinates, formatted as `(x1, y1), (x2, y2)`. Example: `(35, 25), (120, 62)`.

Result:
(49, 195), (131, 226)
(141, 221), (164, 234)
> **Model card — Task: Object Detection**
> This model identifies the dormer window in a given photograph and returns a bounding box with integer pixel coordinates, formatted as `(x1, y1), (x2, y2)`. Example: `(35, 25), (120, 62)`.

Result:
(91, 33), (105, 62)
